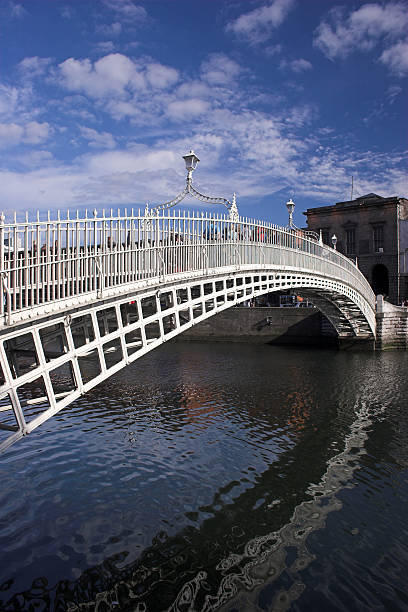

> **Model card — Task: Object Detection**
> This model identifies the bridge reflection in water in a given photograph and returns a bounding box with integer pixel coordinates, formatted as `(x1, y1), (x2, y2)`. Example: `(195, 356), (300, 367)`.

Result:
(0, 206), (375, 452)
(0, 343), (406, 611)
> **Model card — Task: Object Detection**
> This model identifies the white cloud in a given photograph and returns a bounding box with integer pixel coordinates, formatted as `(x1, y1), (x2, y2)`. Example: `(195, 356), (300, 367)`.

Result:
(314, 2), (408, 72)
(145, 63), (179, 89)
(79, 126), (116, 149)
(380, 41), (408, 76)
(24, 121), (50, 144)
(280, 58), (313, 73)
(226, 0), (295, 44)
(58, 54), (145, 98)
(166, 99), (209, 121)
(95, 22), (122, 37)
(102, 0), (147, 21)
(175, 81), (212, 100)
(200, 54), (241, 85)
(386, 85), (402, 104)
(0, 123), (24, 147)
(0, 121), (50, 147)
(18, 56), (52, 78)
(85, 148), (176, 176)
(0, 85), (20, 118)
(15, 150), (54, 169)
(58, 53), (181, 102)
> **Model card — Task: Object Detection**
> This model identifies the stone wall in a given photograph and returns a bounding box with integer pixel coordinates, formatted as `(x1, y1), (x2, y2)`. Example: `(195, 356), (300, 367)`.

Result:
(179, 306), (337, 347)
(179, 301), (408, 350)
(375, 295), (408, 350)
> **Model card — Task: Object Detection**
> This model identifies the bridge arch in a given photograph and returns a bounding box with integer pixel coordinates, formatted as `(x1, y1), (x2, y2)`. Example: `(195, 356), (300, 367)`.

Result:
(0, 209), (376, 452)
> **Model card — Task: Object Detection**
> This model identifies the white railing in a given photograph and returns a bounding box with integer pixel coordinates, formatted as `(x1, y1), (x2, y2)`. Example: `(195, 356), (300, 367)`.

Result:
(0, 209), (375, 323)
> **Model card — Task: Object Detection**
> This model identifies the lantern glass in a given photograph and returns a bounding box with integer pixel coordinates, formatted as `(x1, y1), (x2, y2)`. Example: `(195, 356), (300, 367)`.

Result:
(183, 150), (200, 172)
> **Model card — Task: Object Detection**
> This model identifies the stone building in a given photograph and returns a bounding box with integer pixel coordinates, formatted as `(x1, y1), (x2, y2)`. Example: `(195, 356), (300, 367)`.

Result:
(303, 193), (408, 305)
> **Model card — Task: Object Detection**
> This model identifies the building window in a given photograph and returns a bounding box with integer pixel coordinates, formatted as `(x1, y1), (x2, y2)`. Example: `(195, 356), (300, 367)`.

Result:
(345, 228), (356, 255)
(373, 225), (384, 252)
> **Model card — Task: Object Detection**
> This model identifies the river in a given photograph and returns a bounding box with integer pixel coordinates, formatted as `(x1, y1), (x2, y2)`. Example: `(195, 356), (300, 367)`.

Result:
(0, 342), (407, 611)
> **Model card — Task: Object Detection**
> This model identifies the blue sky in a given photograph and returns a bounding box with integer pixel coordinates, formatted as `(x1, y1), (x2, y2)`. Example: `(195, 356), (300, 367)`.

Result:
(0, 0), (407, 226)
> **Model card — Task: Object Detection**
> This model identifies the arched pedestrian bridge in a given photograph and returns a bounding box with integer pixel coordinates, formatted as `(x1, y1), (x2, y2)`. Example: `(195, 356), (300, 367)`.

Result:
(0, 206), (376, 452)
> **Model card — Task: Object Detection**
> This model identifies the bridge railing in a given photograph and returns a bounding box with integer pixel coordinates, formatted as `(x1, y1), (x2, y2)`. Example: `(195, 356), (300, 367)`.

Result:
(0, 209), (375, 323)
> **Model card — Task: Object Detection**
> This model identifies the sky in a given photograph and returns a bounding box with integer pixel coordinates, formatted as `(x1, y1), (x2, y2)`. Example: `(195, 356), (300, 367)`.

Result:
(0, 0), (407, 226)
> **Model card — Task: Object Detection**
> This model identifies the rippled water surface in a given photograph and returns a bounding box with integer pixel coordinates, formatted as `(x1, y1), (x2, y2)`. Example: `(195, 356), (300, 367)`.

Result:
(1, 342), (408, 611)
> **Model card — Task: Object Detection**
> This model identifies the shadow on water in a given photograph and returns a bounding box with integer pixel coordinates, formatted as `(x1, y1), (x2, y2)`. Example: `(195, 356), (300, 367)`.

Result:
(1, 344), (408, 611)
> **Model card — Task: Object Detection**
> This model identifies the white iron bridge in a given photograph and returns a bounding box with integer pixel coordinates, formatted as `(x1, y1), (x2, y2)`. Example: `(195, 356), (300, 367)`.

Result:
(0, 152), (376, 453)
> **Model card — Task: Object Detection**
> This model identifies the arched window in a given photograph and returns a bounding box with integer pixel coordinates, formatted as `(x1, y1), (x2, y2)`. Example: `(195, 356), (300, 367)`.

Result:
(372, 264), (389, 296)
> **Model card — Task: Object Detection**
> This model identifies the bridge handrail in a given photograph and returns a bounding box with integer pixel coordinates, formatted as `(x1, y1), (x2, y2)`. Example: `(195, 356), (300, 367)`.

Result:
(0, 209), (375, 323)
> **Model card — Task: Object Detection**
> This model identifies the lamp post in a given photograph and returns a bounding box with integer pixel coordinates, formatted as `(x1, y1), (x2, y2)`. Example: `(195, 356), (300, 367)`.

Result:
(146, 151), (239, 220)
(182, 150), (200, 184)
(284, 198), (320, 241)
(286, 198), (296, 229)
(332, 234), (337, 250)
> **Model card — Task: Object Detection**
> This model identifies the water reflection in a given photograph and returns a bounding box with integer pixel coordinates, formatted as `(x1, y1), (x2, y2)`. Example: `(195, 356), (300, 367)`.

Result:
(0, 344), (408, 611)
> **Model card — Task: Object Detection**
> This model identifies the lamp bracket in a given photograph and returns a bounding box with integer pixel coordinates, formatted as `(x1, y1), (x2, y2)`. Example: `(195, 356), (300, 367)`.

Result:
(148, 152), (239, 221)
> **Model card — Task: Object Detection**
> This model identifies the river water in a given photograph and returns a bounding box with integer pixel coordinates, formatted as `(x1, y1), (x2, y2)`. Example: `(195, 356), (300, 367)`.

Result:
(1, 342), (407, 611)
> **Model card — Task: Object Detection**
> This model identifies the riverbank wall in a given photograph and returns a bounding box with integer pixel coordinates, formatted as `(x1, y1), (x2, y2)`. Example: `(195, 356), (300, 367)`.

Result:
(179, 306), (340, 348)
(179, 303), (407, 350)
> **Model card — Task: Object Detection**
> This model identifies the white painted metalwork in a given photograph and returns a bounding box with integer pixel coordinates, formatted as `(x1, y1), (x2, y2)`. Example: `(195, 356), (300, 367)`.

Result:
(147, 150), (238, 221)
(285, 197), (321, 242)
(0, 204), (376, 453)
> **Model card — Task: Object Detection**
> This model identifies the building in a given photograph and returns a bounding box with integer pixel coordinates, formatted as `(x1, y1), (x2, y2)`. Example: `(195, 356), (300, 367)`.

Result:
(303, 193), (408, 305)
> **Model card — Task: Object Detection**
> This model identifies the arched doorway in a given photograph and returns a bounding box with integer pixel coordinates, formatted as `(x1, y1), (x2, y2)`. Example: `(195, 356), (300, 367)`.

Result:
(372, 264), (389, 296)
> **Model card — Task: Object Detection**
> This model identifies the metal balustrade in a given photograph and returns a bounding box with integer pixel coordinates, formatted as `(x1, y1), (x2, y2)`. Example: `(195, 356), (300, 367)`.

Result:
(0, 209), (375, 327)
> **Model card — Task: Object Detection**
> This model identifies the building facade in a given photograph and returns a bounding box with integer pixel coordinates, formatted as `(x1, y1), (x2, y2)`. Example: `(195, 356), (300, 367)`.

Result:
(303, 193), (408, 305)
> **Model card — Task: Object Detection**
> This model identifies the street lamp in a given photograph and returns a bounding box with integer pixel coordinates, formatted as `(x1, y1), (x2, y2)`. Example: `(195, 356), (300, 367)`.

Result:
(145, 150), (238, 220)
(284, 198), (320, 241)
(182, 150), (200, 182)
(286, 198), (296, 228)
(332, 234), (337, 250)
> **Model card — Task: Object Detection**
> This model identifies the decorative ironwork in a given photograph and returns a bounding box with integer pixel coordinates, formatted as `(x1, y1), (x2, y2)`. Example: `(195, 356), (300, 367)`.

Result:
(149, 150), (239, 221)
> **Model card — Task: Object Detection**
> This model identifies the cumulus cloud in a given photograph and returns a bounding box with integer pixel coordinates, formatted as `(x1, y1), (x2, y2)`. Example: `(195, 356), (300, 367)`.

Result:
(0, 121), (50, 148)
(200, 54), (241, 86)
(226, 0), (295, 44)
(145, 63), (179, 89)
(58, 53), (180, 100)
(380, 41), (408, 76)
(58, 54), (145, 98)
(314, 2), (408, 74)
